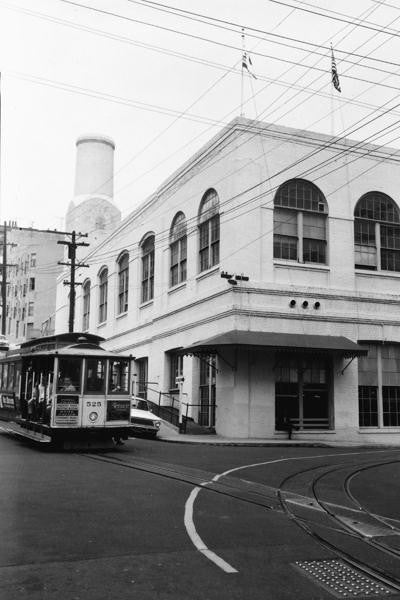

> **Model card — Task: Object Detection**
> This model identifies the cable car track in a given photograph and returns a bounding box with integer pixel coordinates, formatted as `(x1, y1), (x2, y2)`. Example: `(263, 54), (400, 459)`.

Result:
(81, 449), (400, 592)
(278, 457), (400, 593)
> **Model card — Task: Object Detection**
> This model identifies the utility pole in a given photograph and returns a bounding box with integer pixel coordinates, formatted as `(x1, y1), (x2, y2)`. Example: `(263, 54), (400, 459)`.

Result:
(2, 222), (7, 335)
(1, 221), (18, 336)
(57, 230), (89, 333)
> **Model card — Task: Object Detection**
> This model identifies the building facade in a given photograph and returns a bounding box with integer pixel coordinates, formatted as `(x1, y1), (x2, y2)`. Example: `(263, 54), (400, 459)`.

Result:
(55, 117), (400, 444)
(6, 227), (65, 343)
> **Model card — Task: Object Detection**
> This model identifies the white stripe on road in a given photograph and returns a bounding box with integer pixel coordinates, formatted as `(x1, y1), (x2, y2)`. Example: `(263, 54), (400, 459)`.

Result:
(184, 485), (238, 573)
(183, 449), (395, 574)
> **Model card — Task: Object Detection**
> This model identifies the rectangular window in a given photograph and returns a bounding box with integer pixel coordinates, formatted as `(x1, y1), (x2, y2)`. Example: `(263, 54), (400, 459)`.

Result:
(108, 359), (130, 394)
(57, 357), (82, 393)
(169, 353), (183, 393)
(303, 238), (326, 263)
(85, 359), (106, 393)
(136, 358), (148, 399)
(29, 277), (35, 291)
(99, 279), (108, 323)
(273, 208), (327, 264)
(199, 216), (219, 272)
(28, 302), (34, 317)
(83, 286), (90, 331)
(383, 387), (400, 426)
(30, 253), (36, 268)
(118, 260), (129, 314)
(358, 386), (378, 427)
(141, 253), (154, 303)
(170, 238), (187, 287)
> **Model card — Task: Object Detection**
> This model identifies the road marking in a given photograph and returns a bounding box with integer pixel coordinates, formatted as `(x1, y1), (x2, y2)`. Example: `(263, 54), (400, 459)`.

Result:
(184, 449), (397, 574)
(184, 485), (238, 573)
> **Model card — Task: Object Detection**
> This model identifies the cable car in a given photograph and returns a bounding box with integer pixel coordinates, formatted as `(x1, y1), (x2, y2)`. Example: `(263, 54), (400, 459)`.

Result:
(0, 332), (133, 448)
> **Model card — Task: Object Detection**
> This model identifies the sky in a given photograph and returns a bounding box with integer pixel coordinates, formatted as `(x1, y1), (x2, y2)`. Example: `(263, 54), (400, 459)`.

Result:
(0, 0), (400, 230)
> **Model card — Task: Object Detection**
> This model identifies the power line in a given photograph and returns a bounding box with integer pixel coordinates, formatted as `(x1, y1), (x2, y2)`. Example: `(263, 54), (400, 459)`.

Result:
(266, 0), (400, 38)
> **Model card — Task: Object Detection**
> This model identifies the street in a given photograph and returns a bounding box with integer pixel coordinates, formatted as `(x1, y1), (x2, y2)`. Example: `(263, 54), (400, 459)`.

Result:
(1, 432), (400, 600)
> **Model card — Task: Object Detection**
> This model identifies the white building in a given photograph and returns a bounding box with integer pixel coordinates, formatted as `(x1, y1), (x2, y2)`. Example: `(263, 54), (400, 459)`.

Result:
(55, 117), (400, 444)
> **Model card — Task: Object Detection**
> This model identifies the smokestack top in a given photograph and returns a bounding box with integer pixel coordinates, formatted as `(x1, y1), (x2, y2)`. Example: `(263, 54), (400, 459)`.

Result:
(73, 134), (115, 200)
(76, 134), (115, 150)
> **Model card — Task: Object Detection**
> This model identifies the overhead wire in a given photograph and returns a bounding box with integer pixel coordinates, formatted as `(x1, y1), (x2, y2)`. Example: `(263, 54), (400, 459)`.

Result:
(78, 109), (400, 270)
(266, 0), (400, 38)
(3, 1), (396, 262)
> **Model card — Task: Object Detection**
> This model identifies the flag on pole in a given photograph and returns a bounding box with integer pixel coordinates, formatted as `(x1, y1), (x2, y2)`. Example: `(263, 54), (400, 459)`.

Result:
(242, 51), (257, 79)
(331, 45), (341, 92)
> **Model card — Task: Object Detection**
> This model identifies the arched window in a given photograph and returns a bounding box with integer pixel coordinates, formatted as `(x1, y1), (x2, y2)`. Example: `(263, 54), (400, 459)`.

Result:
(82, 279), (91, 331)
(273, 179), (328, 264)
(98, 267), (108, 323)
(117, 252), (129, 314)
(354, 192), (400, 272)
(198, 189), (219, 272)
(141, 235), (154, 303)
(170, 212), (187, 287)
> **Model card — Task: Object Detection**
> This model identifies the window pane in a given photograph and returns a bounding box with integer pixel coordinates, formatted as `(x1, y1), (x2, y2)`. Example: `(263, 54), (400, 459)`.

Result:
(200, 247), (209, 271)
(303, 212), (326, 240)
(381, 249), (400, 272)
(383, 387), (400, 426)
(86, 359), (106, 393)
(303, 239), (326, 264)
(273, 235), (297, 260)
(358, 386), (378, 426)
(355, 245), (377, 270)
(109, 359), (130, 394)
(57, 358), (82, 393)
(274, 209), (297, 237)
(199, 222), (209, 250)
(354, 220), (375, 245)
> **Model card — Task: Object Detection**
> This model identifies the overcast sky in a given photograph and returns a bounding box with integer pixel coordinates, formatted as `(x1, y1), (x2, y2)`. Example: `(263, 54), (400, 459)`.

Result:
(0, 0), (399, 230)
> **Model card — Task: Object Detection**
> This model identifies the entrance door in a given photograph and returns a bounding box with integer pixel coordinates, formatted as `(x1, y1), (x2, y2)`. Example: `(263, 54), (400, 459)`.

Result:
(199, 355), (216, 427)
(275, 355), (331, 430)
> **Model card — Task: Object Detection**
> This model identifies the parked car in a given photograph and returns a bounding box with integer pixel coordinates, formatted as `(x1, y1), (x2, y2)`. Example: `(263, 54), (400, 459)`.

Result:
(130, 397), (162, 438)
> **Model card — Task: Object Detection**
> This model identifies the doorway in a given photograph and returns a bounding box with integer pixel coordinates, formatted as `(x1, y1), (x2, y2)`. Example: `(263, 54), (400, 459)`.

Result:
(275, 355), (331, 430)
(199, 355), (216, 427)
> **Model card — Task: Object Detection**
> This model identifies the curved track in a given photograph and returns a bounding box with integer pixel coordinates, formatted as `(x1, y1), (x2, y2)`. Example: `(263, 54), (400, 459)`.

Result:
(78, 447), (400, 590)
(278, 456), (400, 592)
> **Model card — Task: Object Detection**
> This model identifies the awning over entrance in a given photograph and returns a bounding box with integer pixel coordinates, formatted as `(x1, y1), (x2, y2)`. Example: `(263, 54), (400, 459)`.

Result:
(181, 330), (368, 359)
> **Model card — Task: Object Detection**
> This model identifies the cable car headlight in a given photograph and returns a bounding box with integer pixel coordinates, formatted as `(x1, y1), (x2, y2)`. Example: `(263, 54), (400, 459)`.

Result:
(89, 411), (99, 422)
(154, 420), (161, 429)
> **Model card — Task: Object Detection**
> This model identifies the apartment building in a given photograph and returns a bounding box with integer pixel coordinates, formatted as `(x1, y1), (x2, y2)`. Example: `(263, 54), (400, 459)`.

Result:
(6, 228), (64, 343)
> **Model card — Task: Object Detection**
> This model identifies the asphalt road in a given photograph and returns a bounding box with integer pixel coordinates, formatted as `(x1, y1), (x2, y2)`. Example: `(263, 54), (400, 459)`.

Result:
(1, 432), (400, 600)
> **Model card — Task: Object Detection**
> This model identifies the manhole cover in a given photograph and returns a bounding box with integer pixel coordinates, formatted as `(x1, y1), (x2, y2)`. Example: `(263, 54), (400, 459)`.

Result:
(293, 559), (397, 597)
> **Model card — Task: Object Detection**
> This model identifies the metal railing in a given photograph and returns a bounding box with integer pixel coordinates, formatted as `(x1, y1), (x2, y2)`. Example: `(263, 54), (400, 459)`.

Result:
(145, 386), (216, 433)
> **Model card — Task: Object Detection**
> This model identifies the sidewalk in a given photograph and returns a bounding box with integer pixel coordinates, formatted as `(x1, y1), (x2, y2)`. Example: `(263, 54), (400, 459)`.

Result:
(156, 421), (377, 447)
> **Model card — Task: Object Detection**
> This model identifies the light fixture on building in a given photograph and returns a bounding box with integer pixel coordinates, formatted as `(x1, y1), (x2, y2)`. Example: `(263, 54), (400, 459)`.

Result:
(302, 301), (309, 308)
(289, 299), (296, 307)
(314, 301), (321, 309)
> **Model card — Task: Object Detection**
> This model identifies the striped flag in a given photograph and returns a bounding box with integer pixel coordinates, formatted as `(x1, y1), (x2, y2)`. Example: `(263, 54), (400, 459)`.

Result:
(242, 51), (257, 79)
(331, 46), (341, 92)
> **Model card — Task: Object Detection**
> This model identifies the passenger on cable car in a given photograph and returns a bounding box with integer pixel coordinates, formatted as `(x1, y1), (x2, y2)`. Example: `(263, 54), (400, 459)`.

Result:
(60, 377), (77, 392)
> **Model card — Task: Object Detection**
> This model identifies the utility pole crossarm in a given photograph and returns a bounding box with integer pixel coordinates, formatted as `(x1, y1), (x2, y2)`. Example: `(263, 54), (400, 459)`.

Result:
(57, 230), (90, 333)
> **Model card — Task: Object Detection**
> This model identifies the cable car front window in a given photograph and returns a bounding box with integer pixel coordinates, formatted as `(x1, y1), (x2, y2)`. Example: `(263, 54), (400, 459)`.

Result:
(85, 359), (106, 394)
(57, 358), (82, 394)
(108, 359), (130, 394)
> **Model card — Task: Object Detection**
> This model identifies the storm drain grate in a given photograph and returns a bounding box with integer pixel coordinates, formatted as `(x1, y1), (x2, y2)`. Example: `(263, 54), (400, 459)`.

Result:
(293, 559), (397, 598)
